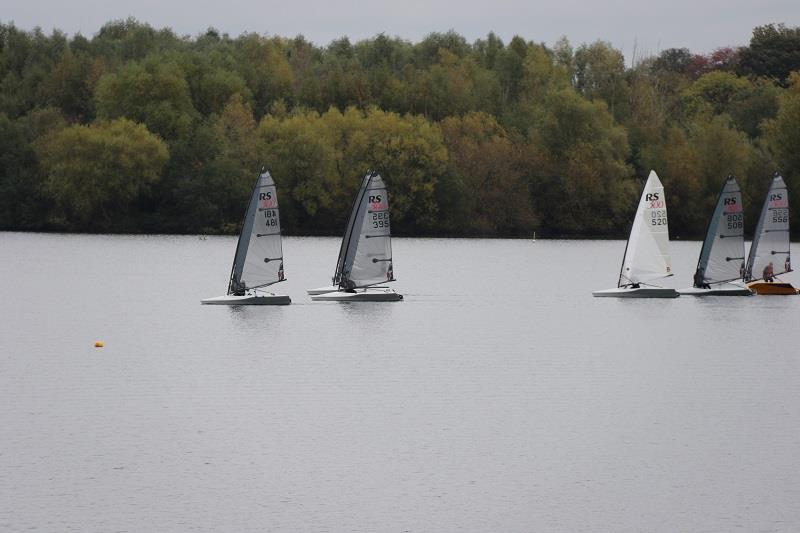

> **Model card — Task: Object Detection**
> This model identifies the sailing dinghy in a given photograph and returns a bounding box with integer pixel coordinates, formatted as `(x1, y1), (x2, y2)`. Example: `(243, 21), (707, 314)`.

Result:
(306, 172), (363, 296)
(310, 171), (402, 302)
(202, 168), (291, 305)
(593, 170), (679, 298)
(744, 173), (797, 295)
(679, 176), (752, 296)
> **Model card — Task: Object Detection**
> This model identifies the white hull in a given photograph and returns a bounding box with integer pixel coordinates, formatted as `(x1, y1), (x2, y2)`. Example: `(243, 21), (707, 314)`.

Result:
(678, 285), (752, 296)
(593, 287), (679, 298)
(311, 287), (403, 302)
(202, 293), (291, 305)
(307, 285), (339, 295)
(307, 284), (392, 295)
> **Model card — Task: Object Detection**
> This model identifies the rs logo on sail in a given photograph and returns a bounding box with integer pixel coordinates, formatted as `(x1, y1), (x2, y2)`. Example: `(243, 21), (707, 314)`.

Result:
(646, 192), (664, 209)
(259, 191), (276, 208)
(723, 196), (741, 213)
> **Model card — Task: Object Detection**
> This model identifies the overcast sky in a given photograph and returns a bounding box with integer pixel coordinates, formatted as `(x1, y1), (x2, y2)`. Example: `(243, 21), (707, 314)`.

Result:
(4, 0), (798, 61)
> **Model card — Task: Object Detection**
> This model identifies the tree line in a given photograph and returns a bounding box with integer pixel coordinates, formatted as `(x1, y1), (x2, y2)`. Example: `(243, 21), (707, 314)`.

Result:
(1, 19), (799, 237)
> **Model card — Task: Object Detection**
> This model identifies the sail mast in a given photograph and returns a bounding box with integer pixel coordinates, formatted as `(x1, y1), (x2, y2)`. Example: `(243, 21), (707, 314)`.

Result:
(333, 172), (373, 286)
(617, 179), (642, 288)
(227, 169), (263, 295)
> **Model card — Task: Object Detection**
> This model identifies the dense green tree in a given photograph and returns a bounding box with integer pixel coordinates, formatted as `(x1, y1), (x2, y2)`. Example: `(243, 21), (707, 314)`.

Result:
(234, 34), (293, 116)
(738, 24), (800, 85)
(574, 41), (630, 122)
(653, 48), (693, 74)
(0, 108), (66, 229)
(95, 54), (197, 141)
(439, 112), (536, 235)
(683, 71), (751, 116)
(0, 21), (795, 237)
(36, 118), (168, 230)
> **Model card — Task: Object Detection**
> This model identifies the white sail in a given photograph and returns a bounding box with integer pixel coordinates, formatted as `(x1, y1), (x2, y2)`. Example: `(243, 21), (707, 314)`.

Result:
(618, 170), (673, 286)
(695, 176), (745, 285)
(228, 168), (285, 293)
(745, 173), (791, 281)
(339, 172), (394, 288)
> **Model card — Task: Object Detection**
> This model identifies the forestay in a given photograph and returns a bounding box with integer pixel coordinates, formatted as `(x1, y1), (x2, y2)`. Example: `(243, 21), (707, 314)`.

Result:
(695, 176), (745, 285)
(618, 170), (673, 287)
(228, 168), (285, 294)
(339, 171), (394, 289)
(745, 173), (792, 281)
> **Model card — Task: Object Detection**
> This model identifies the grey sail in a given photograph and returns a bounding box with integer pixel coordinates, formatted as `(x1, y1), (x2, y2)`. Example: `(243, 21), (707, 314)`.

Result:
(695, 176), (745, 286)
(745, 173), (791, 281)
(331, 173), (371, 286)
(228, 168), (285, 294)
(338, 171), (394, 289)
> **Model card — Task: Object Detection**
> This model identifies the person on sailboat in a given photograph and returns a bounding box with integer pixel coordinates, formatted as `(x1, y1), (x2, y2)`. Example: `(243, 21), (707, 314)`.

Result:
(763, 262), (775, 282)
(231, 280), (246, 296)
(693, 267), (711, 289)
(785, 256), (791, 273)
(341, 276), (357, 293)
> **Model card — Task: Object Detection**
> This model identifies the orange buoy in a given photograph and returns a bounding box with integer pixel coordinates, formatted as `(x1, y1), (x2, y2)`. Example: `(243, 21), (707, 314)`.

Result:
(94, 341), (104, 348)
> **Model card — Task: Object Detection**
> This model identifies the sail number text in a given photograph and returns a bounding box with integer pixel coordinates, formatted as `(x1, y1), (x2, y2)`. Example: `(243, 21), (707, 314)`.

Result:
(650, 209), (667, 226)
(726, 213), (743, 230)
(372, 211), (390, 229)
(772, 208), (789, 224)
(263, 209), (279, 227)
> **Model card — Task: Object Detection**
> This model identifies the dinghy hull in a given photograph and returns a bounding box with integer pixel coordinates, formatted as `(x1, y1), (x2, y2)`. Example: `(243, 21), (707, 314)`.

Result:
(679, 286), (752, 296)
(311, 288), (403, 302)
(307, 285), (338, 295)
(746, 281), (798, 295)
(307, 285), (392, 295)
(202, 294), (291, 305)
(592, 287), (679, 298)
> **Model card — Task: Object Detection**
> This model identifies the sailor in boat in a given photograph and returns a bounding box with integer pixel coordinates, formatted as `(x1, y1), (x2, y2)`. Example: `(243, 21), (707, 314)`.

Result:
(693, 267), (711, 289)
(785, 256), (791, 273)
(763, 262), (775, 282)
(342, 276), (357, 293)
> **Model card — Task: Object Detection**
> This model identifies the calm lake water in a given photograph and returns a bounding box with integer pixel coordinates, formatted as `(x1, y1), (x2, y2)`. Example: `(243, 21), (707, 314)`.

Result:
(1, 232), (799, 532)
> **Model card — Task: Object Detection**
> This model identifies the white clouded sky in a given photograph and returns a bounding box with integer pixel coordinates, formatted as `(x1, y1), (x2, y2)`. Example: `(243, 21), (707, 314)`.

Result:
(3, 0), (798, 61)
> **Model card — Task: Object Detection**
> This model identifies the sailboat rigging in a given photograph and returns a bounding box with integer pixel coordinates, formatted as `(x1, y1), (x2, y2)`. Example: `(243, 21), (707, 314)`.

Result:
(593, 170), (679, 298)
(202, 167), (291, 305)
(309, 170), (402, 302)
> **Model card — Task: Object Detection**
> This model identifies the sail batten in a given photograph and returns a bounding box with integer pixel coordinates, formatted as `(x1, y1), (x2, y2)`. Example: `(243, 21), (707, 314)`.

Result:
(745, 173), (792, 282)
(228, 168), (286, 294)
(618, 171), (673, 287)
